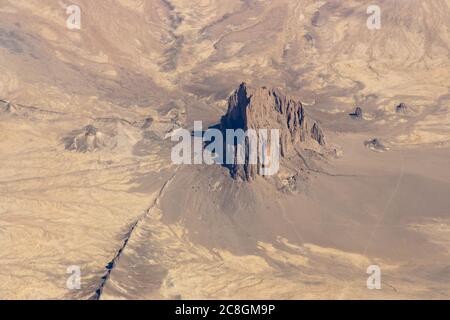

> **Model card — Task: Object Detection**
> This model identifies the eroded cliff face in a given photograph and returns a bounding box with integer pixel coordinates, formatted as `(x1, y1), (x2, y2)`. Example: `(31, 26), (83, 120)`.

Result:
(220, 83), (326, 181)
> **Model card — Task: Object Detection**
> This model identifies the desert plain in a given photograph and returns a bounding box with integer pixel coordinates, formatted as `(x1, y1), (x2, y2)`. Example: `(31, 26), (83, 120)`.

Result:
(0, 0), (449, 299)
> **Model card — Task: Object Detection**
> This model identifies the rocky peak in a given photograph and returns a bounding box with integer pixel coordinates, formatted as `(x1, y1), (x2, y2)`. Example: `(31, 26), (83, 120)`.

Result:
(220, 83), (326, 181)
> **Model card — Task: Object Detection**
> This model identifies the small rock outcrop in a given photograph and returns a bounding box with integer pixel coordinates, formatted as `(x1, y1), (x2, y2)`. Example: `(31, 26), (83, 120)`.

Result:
(350, 107), (363, 118)
(142, 117), (154, 129)
(66, 125), (108, 152)
(364, 138), (389, 152)
(311, 123), (326, 146)
(220, 83), (326, 181)
(0, 100), (16, 113)
(396, 103), (408, 114)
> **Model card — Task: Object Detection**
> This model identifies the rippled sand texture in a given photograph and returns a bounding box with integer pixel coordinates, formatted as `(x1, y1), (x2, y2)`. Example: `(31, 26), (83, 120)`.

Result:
(0, 0), (450, 299)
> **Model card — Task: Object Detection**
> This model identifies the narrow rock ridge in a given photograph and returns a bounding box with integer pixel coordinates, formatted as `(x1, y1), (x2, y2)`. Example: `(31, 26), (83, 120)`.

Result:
(220, 82), (326, 181)
(92, 170), (178, 300)
(0, 98), (67, 119)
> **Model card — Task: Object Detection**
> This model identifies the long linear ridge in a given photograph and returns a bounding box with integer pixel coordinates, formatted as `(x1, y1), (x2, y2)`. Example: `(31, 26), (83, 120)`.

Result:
(91, 170), (178, 300)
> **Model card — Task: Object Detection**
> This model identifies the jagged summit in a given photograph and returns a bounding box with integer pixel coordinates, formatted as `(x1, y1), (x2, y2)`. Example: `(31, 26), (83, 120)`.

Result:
(220, 83), (326, 181)
(222, 83), (326, 147)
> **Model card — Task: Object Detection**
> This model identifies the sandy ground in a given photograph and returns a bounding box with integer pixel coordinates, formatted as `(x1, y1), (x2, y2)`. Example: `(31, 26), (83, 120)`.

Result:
(100, 134), (450, 300)
(0, 0), (449, 299)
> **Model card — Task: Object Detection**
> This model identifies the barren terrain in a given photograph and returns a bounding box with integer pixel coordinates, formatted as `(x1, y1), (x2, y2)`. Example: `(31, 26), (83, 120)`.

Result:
(0, 0), (449, 299)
